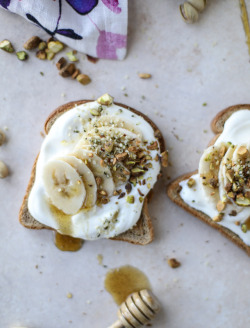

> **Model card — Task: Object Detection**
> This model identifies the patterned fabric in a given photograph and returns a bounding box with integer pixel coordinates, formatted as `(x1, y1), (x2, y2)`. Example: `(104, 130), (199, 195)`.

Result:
(0, 0), (127, 60)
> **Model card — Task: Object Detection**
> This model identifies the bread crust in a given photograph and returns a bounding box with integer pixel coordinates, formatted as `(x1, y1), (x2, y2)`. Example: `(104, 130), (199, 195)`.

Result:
(211, 104), (250, 134)
(19, 100), (165, 245)
(167, 105), (250, 256)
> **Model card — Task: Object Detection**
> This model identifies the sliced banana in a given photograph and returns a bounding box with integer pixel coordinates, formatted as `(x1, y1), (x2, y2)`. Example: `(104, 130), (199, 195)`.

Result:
(218, 145), (235, 202)
(61, 155), (97, 208)
(75, 127), (141, 151)
(73, 149), (115, 196)
(199, 143), (228, 199)
(93, 116), (142, 139)
(43, 159), (86, 215)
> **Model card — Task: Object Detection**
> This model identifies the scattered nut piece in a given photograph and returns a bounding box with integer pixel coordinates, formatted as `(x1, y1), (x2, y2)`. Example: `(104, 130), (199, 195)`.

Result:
(0, 130), (6, 146)
(160, 151), (168, 167)
(168, 258), (181, 269)
(45, 49), (55, 60)
(23, 36), (41, 50)
(56, 57), (67, 70)
(216, 200), (226, 212)
(0, 160), (8, 178)
(38, 41), (47, 51)
(241, 224), (247, 233)
(125, 182), (132, 194)
(86, 54), (99, 63)
(0, 39), (14, 53)
(126, 195), (134, 204)
(16, 51), (28, 61)
(71, 69), (80, 79)
(59, 63), (76, 77)
(90, 106), (102, 116)
(237, 146), (249, 158)
(212, 213), (224, 222)
(77, 74), (91, 85)
(66, 50), (78, 62)
(36, 50), (46, 60)
(116, 152), (128, 161)
(104, 141), (114, 153)
(138, 73), (152, 79)
(97, 93), (114, 106)
(187, 178), (196, 188)
(47, 40), (64, 54)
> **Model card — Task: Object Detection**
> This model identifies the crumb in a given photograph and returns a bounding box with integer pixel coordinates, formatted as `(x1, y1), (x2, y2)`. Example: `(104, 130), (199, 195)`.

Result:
(86, 300), (92, 304)
(168, 258), (181, 268)
(203, 102), (207, 107)
(3, 126), (8, 131)
(40, 71), (44, 76)
(97, 254), (103, 265)
(35, 265), (39, 269)
(67, 293), (73, 299)
(40, 131), (45, 138)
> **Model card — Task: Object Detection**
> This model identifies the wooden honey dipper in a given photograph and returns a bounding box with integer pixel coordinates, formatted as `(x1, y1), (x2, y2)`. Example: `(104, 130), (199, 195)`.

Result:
(108, 289), (161, 328)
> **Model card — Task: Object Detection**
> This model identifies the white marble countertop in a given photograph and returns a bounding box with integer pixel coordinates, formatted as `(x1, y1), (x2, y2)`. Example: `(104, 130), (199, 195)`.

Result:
(1, 1), (250, 327)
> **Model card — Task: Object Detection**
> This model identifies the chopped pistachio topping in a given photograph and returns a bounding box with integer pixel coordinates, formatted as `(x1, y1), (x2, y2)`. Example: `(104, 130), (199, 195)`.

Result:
(212, 213), (224, 222)
(47, 41), (64, 53)
(97, 93), (114, 106)
(0, 39), (14, 53)
(187, 178), (196, 188)
(16, 51), (28, 61)
(66, 50), (78, 62)
(126, 195), (134, 204)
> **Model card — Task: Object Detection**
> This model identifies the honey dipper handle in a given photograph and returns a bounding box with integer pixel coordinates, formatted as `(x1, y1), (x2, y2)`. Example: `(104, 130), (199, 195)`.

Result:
(108, 320), (124, 328)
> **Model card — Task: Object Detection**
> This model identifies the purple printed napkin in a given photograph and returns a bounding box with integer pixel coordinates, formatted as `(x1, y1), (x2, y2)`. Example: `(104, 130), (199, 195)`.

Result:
(0, 0), (127, 60)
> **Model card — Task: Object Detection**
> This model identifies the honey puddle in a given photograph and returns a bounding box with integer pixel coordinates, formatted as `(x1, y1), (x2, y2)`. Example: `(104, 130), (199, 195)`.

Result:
(244, 216), (250, 230)
(104, 265), (151, 305)
(54, 232), (84, 252)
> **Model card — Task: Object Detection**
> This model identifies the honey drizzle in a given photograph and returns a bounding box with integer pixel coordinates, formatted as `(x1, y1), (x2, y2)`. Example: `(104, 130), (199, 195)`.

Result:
(239, 0), (250, 56)
(104, 265), (151, 305)
(54, 232), (84, 252)
(244, 216), (250, 230)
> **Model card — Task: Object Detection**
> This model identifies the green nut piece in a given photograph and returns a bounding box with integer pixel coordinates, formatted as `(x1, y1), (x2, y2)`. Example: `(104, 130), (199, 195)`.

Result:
(38, 41), (47, 51)
(47, 41), (64, 54)
(89, 106), (103, 116)
(77, 74), (91, 85)
(66, 51), (78, 62)
(0, 40), (14, 53)
(16, 51), (28, 61)
(241, 224), (248, 233)
(126, 195), (135, 204)
(97, 93), (114, 106)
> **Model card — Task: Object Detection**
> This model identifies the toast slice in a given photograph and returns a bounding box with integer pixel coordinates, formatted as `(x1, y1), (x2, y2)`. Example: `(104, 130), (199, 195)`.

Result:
(19, 100), (166, 245)
(167, 105), (250, 256)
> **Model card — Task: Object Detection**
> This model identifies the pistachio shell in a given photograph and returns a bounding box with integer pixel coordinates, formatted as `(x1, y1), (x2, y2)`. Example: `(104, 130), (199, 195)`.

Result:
(180, 3), (199, 23)
(188, 0), (206, 12)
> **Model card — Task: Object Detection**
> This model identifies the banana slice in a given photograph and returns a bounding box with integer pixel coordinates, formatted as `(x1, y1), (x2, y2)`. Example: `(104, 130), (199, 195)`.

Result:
(43, 159), (86, 215)
(93, 116), (143, 139)
(75, 127), (141, 151)
(61, 155), (97, 208)
(73, 149), (115, 196)
(199, 143), (228, 199)
(218, 145), (235, 202)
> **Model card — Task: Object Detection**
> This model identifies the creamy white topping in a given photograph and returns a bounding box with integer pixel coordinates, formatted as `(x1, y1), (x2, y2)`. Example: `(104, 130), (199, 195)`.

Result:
(180, 110), (250, 245)
(28, 99), (161, 240)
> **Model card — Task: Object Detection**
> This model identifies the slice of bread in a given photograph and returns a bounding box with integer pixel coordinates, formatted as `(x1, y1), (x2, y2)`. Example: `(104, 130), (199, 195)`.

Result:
(167, 105), (250, 256)
(19, 100), (166, 245)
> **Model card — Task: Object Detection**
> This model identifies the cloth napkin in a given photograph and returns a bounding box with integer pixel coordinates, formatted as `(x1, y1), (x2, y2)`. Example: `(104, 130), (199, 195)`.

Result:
(0, 0), (128, 60)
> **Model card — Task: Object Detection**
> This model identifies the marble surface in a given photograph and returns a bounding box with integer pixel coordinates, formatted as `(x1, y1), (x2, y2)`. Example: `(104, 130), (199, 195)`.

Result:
(1, 1), (250, 327)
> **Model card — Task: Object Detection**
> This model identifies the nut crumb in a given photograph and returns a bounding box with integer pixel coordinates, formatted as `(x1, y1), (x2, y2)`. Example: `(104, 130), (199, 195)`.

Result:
(167, 258), (181, 268)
